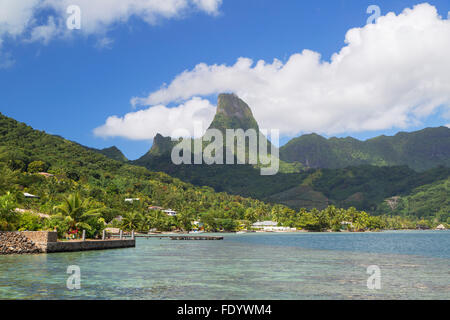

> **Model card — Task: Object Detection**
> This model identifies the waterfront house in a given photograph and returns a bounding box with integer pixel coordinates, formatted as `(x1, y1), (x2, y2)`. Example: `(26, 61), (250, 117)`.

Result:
(251, 221), (294, 232)
(252, 221), (278, 228)
(436, 224), (446, 230)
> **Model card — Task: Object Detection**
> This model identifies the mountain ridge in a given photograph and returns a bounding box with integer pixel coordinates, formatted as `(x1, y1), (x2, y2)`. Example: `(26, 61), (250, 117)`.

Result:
(133, 93), (450, 172)
(128, 95), (449, 221)
(1, 111), (448, 222)
(280, 126), (450, 171)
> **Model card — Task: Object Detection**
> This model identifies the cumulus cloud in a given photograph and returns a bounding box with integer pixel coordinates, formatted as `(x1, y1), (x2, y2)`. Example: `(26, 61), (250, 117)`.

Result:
(131, 3), (450, 137)
(0, 0), (223, 50)
(94, 97), (216, 140)
(192, 0), (223, 16)
(0, 0), (41, 38)
(27, 16), (61, 44)
(42, 0), (223, 34)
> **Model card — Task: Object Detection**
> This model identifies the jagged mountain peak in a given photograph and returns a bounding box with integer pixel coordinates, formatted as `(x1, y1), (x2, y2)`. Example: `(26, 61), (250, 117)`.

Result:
(209, 93), (259, 132)
(147, 133), (176, 157)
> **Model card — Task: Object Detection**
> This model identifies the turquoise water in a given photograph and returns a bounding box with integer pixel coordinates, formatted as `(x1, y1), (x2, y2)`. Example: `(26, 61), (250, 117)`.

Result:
(0, 231), (449, 299)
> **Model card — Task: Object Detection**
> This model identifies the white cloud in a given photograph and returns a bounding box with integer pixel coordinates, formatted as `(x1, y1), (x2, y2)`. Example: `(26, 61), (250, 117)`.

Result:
(0, 0), (41, 38)
(192, 0), (223, 16)
(28, 16), (61, 44)
(94, 97), (216, 140)
(0, 0), (223, 51)
(131, 3), (450, 137)
(43, 0), (223, 34)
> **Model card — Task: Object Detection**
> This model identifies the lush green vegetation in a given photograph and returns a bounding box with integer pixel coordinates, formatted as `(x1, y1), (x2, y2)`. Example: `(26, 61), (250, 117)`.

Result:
(86, 146), (128, 162)
(136, 152), (450, 223)
(280, 127), (450, 171)
(0, 111), (447, 238)
(134, 94), (450, 224)
(376, 177), (450, 223)
(271, 205), (421, 232)
(0, 115), (270, 235)
(0, 186), (433, 235)
(311, 165), (450, 214)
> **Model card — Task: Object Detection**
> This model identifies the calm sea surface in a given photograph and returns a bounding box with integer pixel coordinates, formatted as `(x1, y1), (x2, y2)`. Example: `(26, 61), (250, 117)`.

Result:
(0, 230), (449, 299)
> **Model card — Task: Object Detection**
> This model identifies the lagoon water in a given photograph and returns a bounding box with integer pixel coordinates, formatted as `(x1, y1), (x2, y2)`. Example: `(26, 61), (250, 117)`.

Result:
(0, 231), (449, 299)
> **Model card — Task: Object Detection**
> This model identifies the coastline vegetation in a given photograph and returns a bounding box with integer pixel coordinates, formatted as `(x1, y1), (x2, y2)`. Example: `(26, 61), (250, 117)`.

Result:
(0, 113), (447, 238)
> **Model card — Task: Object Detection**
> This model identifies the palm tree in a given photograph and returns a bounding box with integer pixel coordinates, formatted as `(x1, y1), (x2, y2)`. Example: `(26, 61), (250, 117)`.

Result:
(121, 211), (143, 231)
(353, 211), (369, 232)
(54, 193), (101, 232)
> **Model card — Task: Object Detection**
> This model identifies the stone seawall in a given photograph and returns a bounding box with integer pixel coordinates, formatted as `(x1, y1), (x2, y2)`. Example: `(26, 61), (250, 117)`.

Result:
(0, 231), (135, 254)
(0, 232), (42, 254)
(46, 239), (135, 253)
(21, 231), (58, 245)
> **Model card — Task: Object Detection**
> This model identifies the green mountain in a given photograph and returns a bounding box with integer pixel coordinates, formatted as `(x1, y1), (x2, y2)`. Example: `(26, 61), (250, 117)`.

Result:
(377, 176), (450, 222)
(86, 146), (128, 162)
(280, 127), (450, 171)
(138, 133), (176, 161)
(208, 93), (259, 132)
(0, 110), (448, 228)
(0, 112), (275, 228)
(135, 93), (281, 171)
(132, 94), (450, 223)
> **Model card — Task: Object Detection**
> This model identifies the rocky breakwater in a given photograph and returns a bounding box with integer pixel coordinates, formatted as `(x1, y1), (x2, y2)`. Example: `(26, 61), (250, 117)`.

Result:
(0, 231), (42, 255)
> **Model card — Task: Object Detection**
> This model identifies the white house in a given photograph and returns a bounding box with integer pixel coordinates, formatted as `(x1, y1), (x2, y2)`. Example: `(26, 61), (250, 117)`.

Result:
(124, 198), (140, 203)
(252, 221), (278, 229)
(23, 192), (39, 199)
(164, 209), (177, 217)
(251, 221), (296, 232)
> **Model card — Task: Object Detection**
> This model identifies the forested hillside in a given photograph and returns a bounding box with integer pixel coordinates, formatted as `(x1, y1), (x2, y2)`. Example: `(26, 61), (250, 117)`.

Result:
(3, 112), (416, 236)
(280, 127), (450, 171)
(0, 112), (273, 232)
(132, 95), (450, 223)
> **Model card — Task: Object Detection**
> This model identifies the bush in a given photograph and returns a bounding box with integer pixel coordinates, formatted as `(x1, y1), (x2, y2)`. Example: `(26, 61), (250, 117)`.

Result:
(27, 161), (49, 173)
(0, 192), (18, 231)
(17, 212), (44, 231)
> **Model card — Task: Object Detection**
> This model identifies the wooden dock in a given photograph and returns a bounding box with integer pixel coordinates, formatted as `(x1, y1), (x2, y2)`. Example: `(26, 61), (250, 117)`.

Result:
(111, 234), (223, 240)
(169, 235), (223, 240)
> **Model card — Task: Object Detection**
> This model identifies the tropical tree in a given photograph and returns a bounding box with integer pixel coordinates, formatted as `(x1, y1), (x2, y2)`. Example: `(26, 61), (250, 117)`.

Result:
(353, 211), (370, 231)
(54, 193), (102, 234)
(0, 165), (16, 194)
(0, 192), (18, 231)
(121, 211), (143, 231)
(176, 209), (195, 231)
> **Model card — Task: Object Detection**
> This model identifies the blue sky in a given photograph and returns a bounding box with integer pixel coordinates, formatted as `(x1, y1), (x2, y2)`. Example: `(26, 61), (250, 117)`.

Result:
(0, 0), (449, 159)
